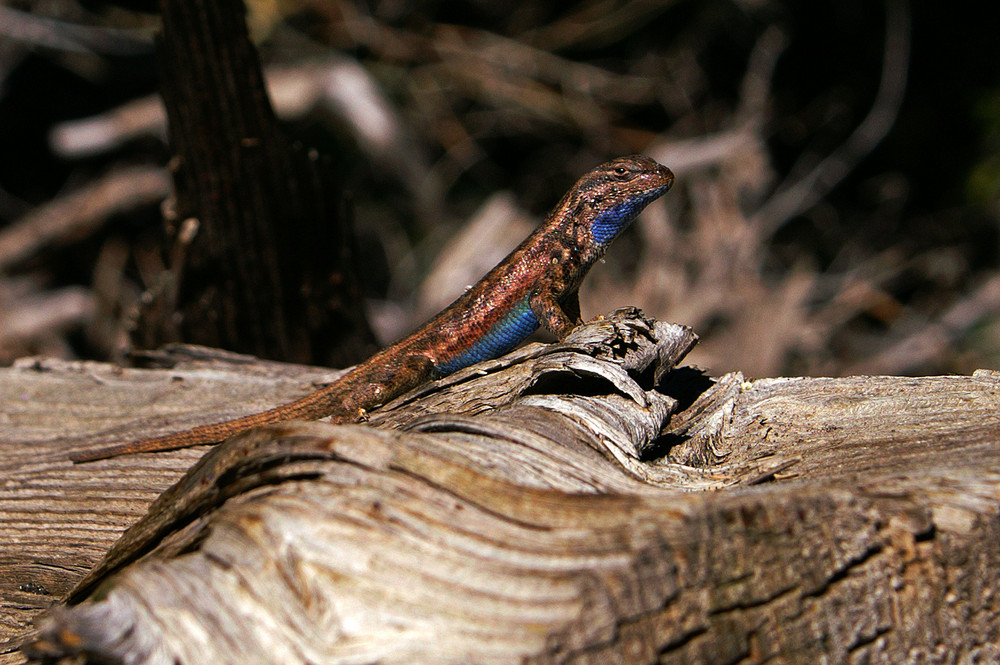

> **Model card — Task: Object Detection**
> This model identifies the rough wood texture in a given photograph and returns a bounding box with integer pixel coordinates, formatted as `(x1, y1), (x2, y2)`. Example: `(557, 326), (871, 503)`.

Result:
(1, 310), (998, 664)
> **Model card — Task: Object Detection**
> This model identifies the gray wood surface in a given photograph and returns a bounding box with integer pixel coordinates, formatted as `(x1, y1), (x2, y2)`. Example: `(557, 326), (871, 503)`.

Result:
(2, 310), (998, 664)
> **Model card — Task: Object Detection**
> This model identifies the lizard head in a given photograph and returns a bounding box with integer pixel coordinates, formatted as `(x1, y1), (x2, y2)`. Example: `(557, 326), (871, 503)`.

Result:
(570, 155), (674, 246)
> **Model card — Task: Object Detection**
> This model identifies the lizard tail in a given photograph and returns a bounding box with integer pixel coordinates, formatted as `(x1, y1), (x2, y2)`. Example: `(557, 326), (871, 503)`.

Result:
(70, 386), (347, 463)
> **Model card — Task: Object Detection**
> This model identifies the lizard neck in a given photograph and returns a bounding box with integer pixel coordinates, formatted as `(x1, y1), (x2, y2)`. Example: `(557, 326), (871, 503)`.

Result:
(588, 186), (671, 245)
(540, 175), (673, 284)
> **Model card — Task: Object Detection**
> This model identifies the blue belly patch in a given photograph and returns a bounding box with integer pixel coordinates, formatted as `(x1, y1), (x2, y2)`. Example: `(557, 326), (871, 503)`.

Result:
(434, 296), (540, 376)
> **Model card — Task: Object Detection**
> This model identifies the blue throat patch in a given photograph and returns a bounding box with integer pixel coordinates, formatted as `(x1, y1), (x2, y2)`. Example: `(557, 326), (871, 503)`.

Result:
(590, 188), (666, 245)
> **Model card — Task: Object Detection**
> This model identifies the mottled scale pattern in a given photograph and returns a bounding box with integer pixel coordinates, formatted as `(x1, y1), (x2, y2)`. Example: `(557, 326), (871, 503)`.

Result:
(433, 296), (539, 376)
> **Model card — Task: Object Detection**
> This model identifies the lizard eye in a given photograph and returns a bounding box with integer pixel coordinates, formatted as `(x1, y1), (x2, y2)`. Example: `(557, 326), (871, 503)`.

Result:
(611, 165), (633, 180)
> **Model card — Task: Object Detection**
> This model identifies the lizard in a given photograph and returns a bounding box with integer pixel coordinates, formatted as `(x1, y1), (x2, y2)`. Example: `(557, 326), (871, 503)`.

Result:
(72, 155), (674, 463)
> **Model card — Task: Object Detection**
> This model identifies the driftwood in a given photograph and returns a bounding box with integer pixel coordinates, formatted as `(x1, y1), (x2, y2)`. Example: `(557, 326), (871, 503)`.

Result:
(2, 309), (999, 664)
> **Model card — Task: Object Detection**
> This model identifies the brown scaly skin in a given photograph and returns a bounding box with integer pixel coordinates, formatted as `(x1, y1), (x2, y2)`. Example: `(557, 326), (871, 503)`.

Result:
(72, 156), (674, 462)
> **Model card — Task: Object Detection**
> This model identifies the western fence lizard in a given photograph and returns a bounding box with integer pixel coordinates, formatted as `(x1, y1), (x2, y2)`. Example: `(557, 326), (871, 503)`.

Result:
(72, 155), (674, 462)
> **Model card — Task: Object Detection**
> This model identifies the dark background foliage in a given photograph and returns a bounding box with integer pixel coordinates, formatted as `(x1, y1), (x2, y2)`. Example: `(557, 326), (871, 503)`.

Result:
(1, 0), (998, 377)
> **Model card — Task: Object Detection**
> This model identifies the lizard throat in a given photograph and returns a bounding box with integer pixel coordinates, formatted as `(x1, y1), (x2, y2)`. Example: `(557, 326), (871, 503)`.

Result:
(589, 186), (670, 245)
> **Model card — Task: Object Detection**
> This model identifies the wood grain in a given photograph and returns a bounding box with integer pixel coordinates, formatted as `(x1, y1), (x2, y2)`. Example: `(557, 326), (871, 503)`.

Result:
(3, 311), (998, 664)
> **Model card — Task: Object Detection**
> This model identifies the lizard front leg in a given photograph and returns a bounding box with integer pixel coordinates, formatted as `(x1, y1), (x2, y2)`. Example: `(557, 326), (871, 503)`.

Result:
(529, 286), (582, 340)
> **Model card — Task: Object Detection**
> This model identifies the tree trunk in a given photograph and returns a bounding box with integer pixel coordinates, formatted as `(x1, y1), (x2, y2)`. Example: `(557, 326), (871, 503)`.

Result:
(138, 0), (376, 368)
(1, 309), (997, 664)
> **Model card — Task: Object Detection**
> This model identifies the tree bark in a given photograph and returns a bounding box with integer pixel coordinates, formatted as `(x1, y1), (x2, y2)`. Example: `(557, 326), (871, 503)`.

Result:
(139, 0), (376, 368)
(2, 309), (998, 664)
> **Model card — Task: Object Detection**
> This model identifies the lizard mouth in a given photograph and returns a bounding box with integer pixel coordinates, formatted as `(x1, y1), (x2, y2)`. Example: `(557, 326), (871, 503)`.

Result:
(653, 164), (675, 191)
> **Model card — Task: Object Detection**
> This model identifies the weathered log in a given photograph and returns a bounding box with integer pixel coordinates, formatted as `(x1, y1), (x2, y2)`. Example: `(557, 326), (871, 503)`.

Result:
(1, 310), (998, 664)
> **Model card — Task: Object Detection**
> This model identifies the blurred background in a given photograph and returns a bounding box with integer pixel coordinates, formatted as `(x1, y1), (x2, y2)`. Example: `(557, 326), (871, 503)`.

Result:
(0, 0), (998, 378)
